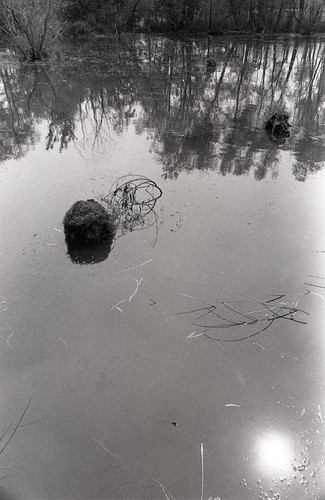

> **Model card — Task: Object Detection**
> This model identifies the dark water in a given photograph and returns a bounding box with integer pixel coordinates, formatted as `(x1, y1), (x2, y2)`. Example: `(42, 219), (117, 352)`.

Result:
(0, 34), (325, 499)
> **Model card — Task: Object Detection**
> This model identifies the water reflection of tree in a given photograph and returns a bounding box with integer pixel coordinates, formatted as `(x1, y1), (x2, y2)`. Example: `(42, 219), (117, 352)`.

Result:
(0, 64), (79, 162)
(0, 68), (38, 161)
(2, 35), (325, 181)
(95, 35), (325, 181)
(26, 67), (78, 152)
(129, 36), (325, 181)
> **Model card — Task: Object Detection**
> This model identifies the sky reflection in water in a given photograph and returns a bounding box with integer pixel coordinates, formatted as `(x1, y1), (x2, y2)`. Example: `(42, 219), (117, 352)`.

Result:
(1, 35), (325, 181)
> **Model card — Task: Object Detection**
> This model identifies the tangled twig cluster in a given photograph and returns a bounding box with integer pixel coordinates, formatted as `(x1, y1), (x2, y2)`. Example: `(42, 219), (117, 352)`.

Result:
(103, 175), (163, 233)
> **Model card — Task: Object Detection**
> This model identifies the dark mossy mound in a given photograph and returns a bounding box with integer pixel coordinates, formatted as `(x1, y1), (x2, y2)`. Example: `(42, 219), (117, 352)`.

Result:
(63, 199), (115, 244)
(265, 113), (291, 141)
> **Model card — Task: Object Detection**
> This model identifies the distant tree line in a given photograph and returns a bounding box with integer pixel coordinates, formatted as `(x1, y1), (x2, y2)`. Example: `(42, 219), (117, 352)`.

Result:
(0, 0), (324, 62)
(0, 0), (324, 42)
(62, 0), (325, 35)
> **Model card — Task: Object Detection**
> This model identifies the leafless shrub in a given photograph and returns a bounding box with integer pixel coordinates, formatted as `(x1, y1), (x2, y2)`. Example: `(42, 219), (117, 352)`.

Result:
(0, 0), (65, 62)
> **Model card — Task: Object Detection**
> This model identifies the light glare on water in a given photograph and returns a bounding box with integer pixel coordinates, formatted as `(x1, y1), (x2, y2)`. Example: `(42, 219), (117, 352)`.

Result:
(255, 431), (294, 475)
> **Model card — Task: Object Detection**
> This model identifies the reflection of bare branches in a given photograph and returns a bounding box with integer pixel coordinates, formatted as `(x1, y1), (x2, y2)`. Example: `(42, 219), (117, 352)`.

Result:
(46, 115), (76, 152)
(179, 291), (309, 343)
(210, 42), (236, 109)
(2, 35), (325, 181)
(234, 43), (251, 122)
(0, 64), (78, 160)
(0, 69), (38, 162)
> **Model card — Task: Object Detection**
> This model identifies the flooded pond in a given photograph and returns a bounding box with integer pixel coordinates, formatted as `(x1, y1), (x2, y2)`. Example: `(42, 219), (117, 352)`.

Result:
(0, 34), (325, 499)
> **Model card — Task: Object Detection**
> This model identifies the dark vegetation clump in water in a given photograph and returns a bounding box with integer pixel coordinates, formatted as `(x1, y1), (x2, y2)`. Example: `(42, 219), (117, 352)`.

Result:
(63, 199), (116, 265)
(63, 177), (163, 264)
(265, 112), (291, 143)
(63, 199), (116, 244)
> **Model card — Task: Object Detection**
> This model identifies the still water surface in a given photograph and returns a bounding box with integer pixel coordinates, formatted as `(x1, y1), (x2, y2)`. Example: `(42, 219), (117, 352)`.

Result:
(0, 34), (325, 500)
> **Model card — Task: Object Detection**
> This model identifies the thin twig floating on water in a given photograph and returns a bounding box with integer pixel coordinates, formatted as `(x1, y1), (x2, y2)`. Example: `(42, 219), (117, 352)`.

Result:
(18, 418), (44, 428)
(0, 419), (13, 444)
(309, 292), (324, 300)
(150, 477), (176, 500)
(90, 436), (120, 458)
(110, 299), (126, 312)
(117, 259), (152, 274)
(201, 320), (273, 343)
(178, 293), (199, 299)
(304, 282), (325, 289)
(200, 442), (204, 500)
(265, 294), (286, 303)
(162, 311), (175, 328)
(252, 341), (266, 350)
(0, 398), (32, 456)
(6, 331), (14, 348)
(187, 331), (204, 339)
(129, 277), (143, 302)
(179, 290), (309, 343)
(58, 337), (68, 348)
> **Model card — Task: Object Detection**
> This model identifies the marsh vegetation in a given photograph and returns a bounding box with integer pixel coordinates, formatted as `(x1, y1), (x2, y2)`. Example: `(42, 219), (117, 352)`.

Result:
(0, 0), (65, 61)
(63, 0), (325, 35)
(0, 0), (325, 63)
